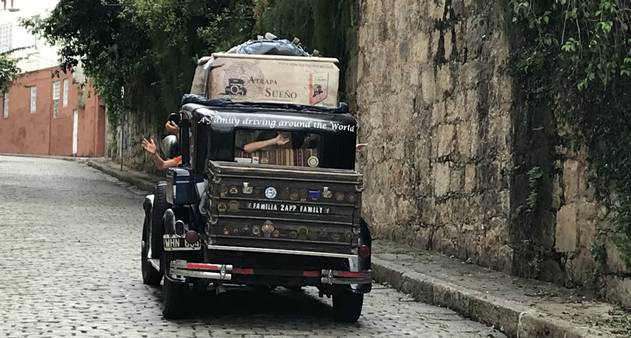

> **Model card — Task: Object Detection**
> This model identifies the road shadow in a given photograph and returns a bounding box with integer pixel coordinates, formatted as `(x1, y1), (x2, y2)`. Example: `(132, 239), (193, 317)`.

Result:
(197, 286), (332, 317)
(148, 285), (365, 330)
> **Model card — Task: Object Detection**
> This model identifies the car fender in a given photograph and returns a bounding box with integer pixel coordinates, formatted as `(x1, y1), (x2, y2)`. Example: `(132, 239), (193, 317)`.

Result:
(359, 217), (372, 271)
(143, 194), (154, 214)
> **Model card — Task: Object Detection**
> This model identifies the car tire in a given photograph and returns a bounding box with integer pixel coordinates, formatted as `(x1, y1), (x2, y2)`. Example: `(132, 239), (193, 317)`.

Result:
(162, 276), (189, 319)
(332, 288), (364, 322)
(141, 215), (162, 285)
(151, 182), (168, 260)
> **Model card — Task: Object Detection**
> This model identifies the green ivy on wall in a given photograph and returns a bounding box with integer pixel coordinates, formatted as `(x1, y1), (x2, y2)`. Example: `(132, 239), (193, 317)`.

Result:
(510, 0), (631, 265)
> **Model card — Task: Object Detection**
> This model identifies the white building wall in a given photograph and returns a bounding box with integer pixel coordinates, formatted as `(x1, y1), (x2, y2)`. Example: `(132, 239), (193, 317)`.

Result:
(0, 0), (60, 72)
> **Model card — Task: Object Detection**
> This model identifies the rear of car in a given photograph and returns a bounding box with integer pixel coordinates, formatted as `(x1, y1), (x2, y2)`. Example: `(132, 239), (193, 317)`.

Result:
(208, 161), (369, 280)
(151, 102), (371, 321)
(170, 160), (371, 286)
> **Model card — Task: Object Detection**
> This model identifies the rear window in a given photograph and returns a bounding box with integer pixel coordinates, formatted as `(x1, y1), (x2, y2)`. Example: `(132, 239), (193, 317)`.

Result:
(234, 129), (321, 167)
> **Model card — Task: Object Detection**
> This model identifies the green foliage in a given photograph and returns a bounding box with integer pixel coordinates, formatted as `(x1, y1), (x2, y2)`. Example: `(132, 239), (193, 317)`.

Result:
(510, 0), (631, 90)
(526, 166), (544, 211)
(25, 0), (256, 126)
(24, 0), (146, 124)
(0, 54), (20, 93)
(24, 0), (352, 129)
(510, 0), (631, 265)
(591, 238), (607, 265)
(253, 0), (354, 92)
(254, 0), (352, 57)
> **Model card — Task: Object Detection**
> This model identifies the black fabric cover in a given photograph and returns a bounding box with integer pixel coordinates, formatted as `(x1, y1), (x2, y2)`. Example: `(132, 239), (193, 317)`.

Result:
(180, 94), (349, 115)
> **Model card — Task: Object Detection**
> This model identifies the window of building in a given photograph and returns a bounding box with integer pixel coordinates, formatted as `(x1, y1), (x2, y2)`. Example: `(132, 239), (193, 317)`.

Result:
(62, 79), (68, 107)
(52, 81), (60, 118)
(29, 86), (37, 113)
(2, 92), (8, 118)
(0, 23), (12, 53)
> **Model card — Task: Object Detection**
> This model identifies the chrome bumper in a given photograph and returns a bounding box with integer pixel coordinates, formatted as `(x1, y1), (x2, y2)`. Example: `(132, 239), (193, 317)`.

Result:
(170, 260), (233, 281)
(320, 269), (372, 285)
(168, 259), (371, 285)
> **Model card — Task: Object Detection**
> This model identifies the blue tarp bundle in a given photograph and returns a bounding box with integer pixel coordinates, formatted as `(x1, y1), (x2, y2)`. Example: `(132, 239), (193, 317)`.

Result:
(226, 33), (311, 57)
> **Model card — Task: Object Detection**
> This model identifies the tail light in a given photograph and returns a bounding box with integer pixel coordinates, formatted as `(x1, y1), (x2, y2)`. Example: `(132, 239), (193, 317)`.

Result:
(185, 230), (199, 244)
(358, 245), (371, 258)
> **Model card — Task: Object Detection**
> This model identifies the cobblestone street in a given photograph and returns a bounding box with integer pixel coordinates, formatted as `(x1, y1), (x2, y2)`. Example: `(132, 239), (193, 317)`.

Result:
(0, 156), (505, 338)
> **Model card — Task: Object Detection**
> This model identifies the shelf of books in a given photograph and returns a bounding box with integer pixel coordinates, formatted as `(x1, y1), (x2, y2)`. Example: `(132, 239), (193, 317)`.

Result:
(234, 148), (318, 167)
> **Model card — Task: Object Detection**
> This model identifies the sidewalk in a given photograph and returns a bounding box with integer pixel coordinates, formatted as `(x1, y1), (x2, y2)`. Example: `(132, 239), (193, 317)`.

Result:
(84, 157), (161, 192)
(373, 241), (628, 338)
(0, 152), (81, 162)
(85, 158), (629, 338)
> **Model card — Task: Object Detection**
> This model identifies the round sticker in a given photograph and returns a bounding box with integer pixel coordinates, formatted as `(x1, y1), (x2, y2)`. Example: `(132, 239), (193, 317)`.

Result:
(307, 156), (319, 167)
(217, 202), (227, 212)
(264, 186), (277, 199)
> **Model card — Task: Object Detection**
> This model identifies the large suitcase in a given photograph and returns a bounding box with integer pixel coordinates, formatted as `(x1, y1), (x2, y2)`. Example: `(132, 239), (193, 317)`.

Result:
(206, 53), (340, 107)
(206, 160), (362, 254)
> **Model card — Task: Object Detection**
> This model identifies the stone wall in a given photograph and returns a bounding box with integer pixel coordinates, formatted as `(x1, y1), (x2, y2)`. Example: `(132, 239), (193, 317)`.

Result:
(106, 110), (161, 174)
(553, 144), (631, 305)
(351, 0), (514, 272)
(350, 0), (631, 307)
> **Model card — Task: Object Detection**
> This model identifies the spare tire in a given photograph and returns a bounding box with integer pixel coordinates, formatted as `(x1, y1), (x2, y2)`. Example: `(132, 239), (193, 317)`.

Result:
(151, 182), (169, 260)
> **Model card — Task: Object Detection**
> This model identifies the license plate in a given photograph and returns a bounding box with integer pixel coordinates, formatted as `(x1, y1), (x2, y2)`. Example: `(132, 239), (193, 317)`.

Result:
(163, 235), (201, 251)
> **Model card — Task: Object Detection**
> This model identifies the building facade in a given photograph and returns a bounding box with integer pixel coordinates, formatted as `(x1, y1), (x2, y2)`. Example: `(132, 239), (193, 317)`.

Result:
(0, 66), (106, 156)
(0, 0), (61, 72)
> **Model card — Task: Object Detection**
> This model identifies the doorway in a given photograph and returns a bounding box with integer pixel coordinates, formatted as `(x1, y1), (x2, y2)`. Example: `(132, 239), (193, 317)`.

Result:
(72, 110), (78, 156)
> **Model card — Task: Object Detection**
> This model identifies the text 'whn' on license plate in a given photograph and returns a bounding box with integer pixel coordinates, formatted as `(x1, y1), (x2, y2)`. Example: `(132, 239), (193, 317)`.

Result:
(247, 202), (331, 214)
(163, 235), (201, 251)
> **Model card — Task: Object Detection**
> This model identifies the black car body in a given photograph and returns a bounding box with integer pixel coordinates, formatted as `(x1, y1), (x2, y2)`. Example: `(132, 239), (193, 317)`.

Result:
(141, 96), (371, 321)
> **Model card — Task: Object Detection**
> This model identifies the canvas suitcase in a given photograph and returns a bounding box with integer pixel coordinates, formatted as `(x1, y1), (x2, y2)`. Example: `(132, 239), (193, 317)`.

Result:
(207, 53), (339, 107)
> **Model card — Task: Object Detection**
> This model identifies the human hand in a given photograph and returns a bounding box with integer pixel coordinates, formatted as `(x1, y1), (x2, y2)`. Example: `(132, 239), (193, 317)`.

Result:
(165, 121), (178, 135)
(274, 133), (290, 145)
(142, 138), (157, 155)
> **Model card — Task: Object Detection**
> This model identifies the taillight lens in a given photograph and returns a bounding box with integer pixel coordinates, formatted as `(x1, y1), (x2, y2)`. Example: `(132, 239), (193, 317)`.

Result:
(185, 230), (199, 244)
(358, 245), (371, 258)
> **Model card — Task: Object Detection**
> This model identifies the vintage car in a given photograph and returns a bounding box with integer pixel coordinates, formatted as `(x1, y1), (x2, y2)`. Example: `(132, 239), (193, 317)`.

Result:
(140, 95), (372, 321)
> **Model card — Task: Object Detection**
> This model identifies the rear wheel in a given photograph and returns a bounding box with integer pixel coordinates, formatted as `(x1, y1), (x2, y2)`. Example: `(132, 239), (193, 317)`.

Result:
(162, 276), (189, 319)
(141, 216), (162, 285)
(332, 288), (364, 322)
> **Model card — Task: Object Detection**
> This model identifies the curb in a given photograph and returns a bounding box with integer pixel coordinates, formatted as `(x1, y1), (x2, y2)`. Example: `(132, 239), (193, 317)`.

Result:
(371, 257), (603, 338)
(0, 153), (80, 162)
(85, 160), (158, 192)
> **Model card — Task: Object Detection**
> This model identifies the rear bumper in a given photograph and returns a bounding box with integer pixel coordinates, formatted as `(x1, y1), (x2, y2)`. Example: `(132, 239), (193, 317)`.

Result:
(169, 260), (372, 285)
